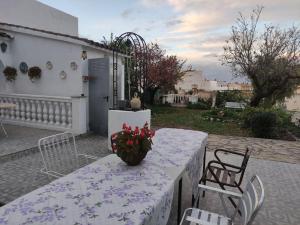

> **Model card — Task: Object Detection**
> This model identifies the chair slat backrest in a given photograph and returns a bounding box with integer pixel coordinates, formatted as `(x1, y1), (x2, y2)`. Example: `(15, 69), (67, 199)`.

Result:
(236, 175), (265, 225)
(241, 148), (251, 170)
(237, 148), (251, 185)
(38, 132), (79, 175)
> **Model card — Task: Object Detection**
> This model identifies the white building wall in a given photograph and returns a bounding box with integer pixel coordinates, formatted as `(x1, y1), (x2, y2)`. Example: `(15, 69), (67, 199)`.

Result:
(175, 71), (205, 92)
(0, 37), (13, 92)
(0, 0), (78, 36)
(81, 48), (125, 107)
(286, 94), (300, 111)
(81, 47), (105, 98)
(175, 70), (226, 92)
(0, 31), (84, 97)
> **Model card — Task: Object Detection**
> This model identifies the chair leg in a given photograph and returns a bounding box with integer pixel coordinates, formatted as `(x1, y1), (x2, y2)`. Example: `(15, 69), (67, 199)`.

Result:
(217, 183), (241, 215)
(237, 185), (243, 193)
(201, 178), (206, 197)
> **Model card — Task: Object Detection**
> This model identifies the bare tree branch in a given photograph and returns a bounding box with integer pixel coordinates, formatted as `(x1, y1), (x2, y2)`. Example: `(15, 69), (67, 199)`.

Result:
(222, 6), (300, 106)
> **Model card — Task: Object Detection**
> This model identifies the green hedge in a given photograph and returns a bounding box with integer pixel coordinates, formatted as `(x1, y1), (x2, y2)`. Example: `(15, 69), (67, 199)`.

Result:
(201, 108), (242, 121)
(187, 98), (212, 110)
(242, 107), (292, 138)
(215, 90), (247, 108)
(250, 112), (277, 138)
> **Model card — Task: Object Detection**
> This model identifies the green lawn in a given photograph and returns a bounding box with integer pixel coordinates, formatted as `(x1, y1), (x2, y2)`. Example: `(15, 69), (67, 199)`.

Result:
(150, 105), (251, 137)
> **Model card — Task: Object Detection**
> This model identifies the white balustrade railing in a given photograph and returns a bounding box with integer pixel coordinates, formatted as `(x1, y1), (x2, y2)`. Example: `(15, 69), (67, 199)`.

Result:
(0, 93), (77, 131)
(162, 94), (192, 105)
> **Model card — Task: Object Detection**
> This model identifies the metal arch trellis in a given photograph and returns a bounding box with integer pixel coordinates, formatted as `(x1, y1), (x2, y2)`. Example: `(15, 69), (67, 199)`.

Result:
(112, 32), (148, 109)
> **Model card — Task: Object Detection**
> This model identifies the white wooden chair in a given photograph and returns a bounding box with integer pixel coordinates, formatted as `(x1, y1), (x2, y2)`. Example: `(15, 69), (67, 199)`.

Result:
(38, 132), (97, 178)
(180, 175), (264, 225)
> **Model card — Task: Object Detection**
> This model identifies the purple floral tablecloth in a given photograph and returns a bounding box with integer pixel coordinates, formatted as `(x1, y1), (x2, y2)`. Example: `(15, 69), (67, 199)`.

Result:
(148, 128), (208, 195)
(0, 128), (207, 225)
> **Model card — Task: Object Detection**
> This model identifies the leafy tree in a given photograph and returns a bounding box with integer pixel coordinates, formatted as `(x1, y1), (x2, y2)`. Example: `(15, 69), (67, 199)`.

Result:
(101, 32), (129, 52)
(101, 33), (115, 48)
(101, 34), (185, 105)
(222, 6), (300, 107)
(215, 90), (247, 108)
(145, 43), (185, 104)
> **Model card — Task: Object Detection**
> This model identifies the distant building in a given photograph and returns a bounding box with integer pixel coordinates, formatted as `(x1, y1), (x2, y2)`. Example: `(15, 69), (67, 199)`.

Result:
(175, 70), (251, 93)
(175, 70), (228, 95)
(285, 86), (300, 111)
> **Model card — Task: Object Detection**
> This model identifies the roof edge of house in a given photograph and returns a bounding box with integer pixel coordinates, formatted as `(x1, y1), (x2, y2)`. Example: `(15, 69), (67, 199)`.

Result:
(0, 22), (127, 56)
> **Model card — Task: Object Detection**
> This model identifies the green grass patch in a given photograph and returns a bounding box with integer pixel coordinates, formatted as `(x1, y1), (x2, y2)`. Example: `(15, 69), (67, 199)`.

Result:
(150, 105), (250, 137)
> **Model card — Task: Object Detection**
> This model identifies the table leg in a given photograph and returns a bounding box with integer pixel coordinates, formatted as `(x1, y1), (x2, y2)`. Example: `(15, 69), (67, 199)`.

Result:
(202, 146), (207, 197)
(177, 177), (182, 225)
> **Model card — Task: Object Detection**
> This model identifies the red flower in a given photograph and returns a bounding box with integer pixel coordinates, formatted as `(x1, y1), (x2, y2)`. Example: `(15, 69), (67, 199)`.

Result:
(111, 133), (118, 140)
(126, 139), (133, 145)
(112, 143), (117, 153)
(122, 123), (127, 130)
(140, 130), (145, 139)
(125, 128), (131, 134)
(134, 127), (139, 135)
(150, 130), (155, 137)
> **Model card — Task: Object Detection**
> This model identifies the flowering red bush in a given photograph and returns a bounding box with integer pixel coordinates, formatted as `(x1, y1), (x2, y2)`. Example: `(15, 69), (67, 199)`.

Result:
(111, 122), (155, 165)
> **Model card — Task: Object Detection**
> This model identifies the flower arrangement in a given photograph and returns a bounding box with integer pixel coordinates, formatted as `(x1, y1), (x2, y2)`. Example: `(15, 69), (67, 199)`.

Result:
(28, 66), (42, 82)
(111, 122), (155, 166)
(3, 66), (17, 82)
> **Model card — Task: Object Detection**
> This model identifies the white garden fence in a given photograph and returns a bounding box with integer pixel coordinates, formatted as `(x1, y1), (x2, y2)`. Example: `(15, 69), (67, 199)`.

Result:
(0, 93), (87, 134)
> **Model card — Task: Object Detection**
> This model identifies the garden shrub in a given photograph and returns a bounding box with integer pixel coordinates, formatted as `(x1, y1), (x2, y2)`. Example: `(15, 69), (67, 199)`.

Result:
(242, 107), (261, 128)
(187, 102), (209, 110)
(187, 98), (212, 110)
(215, 90), (247, 108)
(242, 107), (293, 138)
(201, 108), (242, 121)
(250, 112), (277, 138)
(272, 107), (292, 128)
(222, 108), (242, 120)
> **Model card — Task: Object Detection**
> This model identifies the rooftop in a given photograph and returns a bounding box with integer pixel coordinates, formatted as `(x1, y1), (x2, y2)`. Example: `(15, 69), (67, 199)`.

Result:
(0, 22), (117, 53)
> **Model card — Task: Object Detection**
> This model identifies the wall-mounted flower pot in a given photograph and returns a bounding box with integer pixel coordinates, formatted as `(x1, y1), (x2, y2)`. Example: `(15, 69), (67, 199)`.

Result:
(82, 75), (94, 82)
(28, 66), (42, 82)
(19, 62), (28, 74)
(0, 42), (7, 53)
(70, 62), (78, 71)
(60, 71), (67, 80)
(46, 61), (53, 70)
(3, 66), (17, 82)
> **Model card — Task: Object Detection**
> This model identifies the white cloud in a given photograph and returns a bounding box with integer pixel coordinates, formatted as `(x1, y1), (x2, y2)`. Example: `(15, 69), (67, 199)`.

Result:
(143, 0), (300, 80)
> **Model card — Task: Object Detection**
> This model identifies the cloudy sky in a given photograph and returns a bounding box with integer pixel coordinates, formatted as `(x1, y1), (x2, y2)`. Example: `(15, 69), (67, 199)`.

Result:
(39, 0), (300, 81)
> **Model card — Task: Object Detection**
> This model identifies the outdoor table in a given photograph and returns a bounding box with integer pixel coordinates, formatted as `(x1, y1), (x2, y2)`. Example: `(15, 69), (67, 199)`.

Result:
(0, 128), (207, 225)
(0, 103), (16, 136)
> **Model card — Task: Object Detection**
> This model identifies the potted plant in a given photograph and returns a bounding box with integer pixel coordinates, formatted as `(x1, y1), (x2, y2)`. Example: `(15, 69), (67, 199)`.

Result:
(130, 92), (141, 111)
(3, 66), (17, 82)
(28, 66), (42, 82)
(111, 122), (155, 166)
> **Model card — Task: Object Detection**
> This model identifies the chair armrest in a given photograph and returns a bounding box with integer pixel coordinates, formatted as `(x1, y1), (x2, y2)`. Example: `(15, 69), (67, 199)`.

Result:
(214, 149), (245, 164)
(198, 184), (242, 199)
(208, 160), (242, 172)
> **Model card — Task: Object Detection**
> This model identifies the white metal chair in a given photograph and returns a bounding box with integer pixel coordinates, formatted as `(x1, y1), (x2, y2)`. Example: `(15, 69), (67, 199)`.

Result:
(38, 132), (97, 178)
(180, 175), (264, 225)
